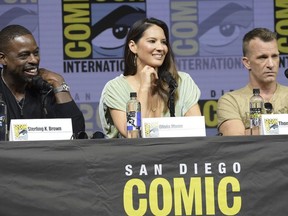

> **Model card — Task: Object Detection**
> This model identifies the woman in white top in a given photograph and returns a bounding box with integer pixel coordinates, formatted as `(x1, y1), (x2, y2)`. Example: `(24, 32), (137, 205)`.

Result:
(99, 17), (201, 138)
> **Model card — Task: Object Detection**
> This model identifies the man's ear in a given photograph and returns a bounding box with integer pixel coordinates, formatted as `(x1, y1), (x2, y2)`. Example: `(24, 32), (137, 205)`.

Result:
(0, 52), (6, 66)
(242, 56), (251, 70)
(128, 40), (137, 54)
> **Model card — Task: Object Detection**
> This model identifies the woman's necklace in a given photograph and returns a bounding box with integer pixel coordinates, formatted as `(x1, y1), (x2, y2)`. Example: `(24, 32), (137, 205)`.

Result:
(151, 96), (158, 112)
(1, 73), (25, 117)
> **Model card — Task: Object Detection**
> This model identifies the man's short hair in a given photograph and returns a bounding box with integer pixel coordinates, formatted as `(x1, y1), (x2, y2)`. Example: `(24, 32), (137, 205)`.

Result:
(0, 24), (32, 52)
(242, 28), (277, 56)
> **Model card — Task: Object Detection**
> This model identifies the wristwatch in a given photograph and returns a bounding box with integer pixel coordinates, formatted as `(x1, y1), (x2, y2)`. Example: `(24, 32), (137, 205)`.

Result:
(53, 82), (70, 93)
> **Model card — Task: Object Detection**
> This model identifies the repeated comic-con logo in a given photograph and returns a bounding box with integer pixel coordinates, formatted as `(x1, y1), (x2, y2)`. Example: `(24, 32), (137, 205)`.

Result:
(62, 0), (146, 73)
(274, 0), (288, 55)
(0, 1), (39, 41)
(170, 0), (253, 57)
(170, 0), (253, 71)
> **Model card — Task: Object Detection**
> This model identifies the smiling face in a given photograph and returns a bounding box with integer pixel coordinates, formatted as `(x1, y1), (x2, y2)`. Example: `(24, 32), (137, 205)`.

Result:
(0, 34), (40, 82)
(242, 37), (279, 85)
(129, 24), (168, 71)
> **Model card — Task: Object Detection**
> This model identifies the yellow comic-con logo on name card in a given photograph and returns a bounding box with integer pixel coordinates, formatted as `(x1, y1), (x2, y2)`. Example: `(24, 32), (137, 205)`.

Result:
(144, 122), (159, 138)
(14, 124), (28, 140)
(264, 118), (279, 135)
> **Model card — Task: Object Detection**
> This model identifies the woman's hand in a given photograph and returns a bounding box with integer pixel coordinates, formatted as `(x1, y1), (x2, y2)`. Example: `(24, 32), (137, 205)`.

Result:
(138, 65), (159, 91)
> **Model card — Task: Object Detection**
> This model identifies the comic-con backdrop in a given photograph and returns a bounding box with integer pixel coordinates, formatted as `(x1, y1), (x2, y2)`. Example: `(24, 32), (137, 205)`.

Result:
(1, 0), (287, 136)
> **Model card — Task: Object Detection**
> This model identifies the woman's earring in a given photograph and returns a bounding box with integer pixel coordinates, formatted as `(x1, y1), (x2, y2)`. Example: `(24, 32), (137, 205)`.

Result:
(134, 54), (137, 67)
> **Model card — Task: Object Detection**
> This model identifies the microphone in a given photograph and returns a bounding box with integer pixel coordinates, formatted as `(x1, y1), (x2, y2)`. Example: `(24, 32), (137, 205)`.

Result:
(264, 102), (273, 114)
(74, 131), (88, 139)
(161, 71), (177, 117)
(161, 71), (178, 89)
(91, 131), (105, 139)
(285, 68), (288, 79)
(30, 76), (52, 91)
(71, 131), (105, 139)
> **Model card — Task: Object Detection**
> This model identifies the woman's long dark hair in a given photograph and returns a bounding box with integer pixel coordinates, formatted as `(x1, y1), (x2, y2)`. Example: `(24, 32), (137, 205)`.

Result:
(123, 17), (179, 112)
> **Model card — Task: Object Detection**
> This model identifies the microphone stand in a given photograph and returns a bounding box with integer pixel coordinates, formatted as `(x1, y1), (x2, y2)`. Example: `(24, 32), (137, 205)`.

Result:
(168, 86), (177, 117)
(161, 71), (178, 117)
(40, 89), (52, 118)
(30, 76), (53, 118)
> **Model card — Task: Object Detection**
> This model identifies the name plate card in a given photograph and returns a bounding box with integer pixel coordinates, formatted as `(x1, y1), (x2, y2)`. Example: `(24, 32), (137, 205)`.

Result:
(141, 116), (206, 138)
(9, 118), (73, 141)
(261, 114), (288, 135)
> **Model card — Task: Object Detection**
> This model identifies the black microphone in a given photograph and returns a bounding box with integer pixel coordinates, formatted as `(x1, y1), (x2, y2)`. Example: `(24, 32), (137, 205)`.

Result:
(161, 71), (178, 89)
(285, 68), (288, 79)
(31, 76), (52, 91)
(91, 131), (105, 139)
(264, 102), (273, 114)
(74, 131), (88, 139)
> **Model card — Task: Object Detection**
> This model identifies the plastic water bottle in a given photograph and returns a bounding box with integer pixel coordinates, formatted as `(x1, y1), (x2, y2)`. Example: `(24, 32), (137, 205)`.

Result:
(0, 93), (7, 141)
(126, 92), (141, 138)
(249, 88), (264, 135)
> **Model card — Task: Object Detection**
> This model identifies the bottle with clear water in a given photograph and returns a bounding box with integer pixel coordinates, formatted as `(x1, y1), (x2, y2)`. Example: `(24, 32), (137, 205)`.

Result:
(126, 92), (141, 138)
(0, 93), (7, 141)
(249, 88), (264, 135)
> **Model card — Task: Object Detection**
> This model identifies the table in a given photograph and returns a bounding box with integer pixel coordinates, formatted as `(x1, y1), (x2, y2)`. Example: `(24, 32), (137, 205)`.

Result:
(0, 135), (287, 215)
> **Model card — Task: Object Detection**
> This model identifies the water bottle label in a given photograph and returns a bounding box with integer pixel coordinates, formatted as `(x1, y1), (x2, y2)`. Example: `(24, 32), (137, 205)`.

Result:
(127, 111), (141, 131)
(250, 107), (261, 113)
(250, 109), (261, 127)
(136, 112), (141, 127)
(250, 117), (261, 127)
(0, 115), (5, 127)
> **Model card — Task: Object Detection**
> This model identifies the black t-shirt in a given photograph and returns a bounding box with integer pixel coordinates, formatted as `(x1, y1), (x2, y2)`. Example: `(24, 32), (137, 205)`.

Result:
(0, 71), (85, 135)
